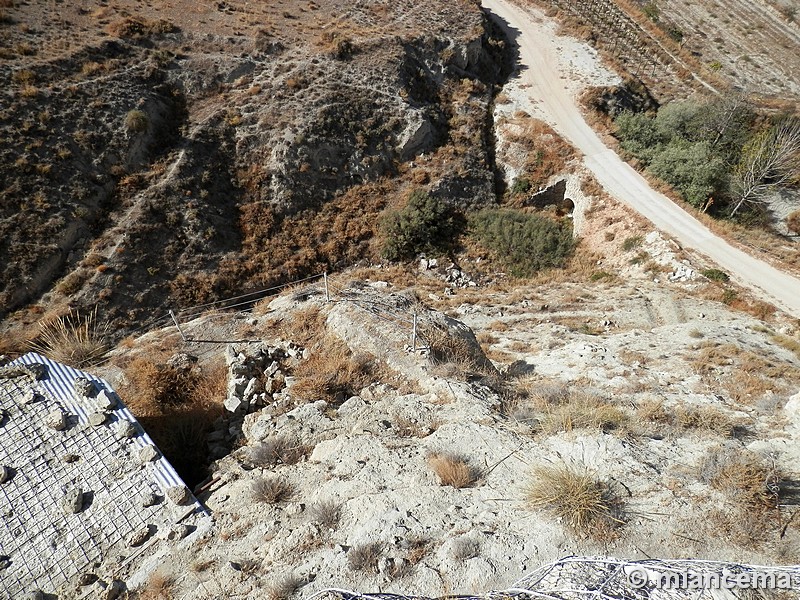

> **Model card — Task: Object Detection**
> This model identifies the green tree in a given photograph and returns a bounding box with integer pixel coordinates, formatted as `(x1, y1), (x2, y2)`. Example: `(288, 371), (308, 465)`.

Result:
(381, 191), (461, 261)
(615, 111), (664, 164)
(648, 139), (728, 208)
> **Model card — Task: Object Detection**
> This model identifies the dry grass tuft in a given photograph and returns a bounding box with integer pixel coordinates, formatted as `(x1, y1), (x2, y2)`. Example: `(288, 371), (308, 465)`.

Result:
(30, 308), (108, 367)
(266, 573), (302, 600)
(251, 476), (295, 504)
(428, 452), (479, 488)
(524, 465), (625, 540)
(450, 537), (480, 560)
(348, 541), (384, 573)
(308, 500), (341, 531)
(138, 570), (174, 600)
(248, 435), (308, 466)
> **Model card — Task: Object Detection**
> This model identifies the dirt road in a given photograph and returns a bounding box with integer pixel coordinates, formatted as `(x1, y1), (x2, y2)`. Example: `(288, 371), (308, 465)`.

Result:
(484, 0), (800, 317)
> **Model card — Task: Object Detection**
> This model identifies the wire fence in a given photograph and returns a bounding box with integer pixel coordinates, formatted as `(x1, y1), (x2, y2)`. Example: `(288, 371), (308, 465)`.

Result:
(303, 556), (800, 600)
(160, 272), (424, 351)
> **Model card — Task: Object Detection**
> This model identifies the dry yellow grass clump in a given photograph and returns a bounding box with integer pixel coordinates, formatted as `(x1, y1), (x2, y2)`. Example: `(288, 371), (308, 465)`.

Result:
(427, 452), (479, 488)
(524, 464), (625, 540)
(31, 308), (108, 367)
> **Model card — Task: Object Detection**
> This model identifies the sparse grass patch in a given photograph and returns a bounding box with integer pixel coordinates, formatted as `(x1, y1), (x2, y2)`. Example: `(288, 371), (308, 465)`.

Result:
(30, 308), (108, 368)
(524, 465), (625, 540)
(771, 333), (800, 360)
(138, 570), (174, 600)
(291, 335), (387, 404)
(393, 414), (438, 438)
(251, 476), (295, 504)
(700, 446), (781, 510)
(530, 389), (627, 434)
(621, 235), (643, 251)
(348, 541), (384, 573)
(428, 452), (479, 488)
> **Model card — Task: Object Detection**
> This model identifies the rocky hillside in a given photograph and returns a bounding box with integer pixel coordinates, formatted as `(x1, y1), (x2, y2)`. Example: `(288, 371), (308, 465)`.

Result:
(90, 250), (800, 598)
(0, 0), (509, 331)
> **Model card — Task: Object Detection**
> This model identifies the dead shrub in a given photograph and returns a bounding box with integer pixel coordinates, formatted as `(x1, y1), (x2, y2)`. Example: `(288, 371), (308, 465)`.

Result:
(348, 541), (384, 573)
(251, 476), (295, 504)
(120, 357), (226, 487)
(30, 308), (109, 368)
(700, 446), (782, 511)
(138, 570), (174, 600)
(524, 465), (625, 540)
(248, 435), (308, 466)
(427, 452), (479, 488)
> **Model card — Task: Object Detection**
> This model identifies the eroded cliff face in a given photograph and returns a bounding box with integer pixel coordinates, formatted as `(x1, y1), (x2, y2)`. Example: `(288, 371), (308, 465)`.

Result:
(0, 0), (510, 332)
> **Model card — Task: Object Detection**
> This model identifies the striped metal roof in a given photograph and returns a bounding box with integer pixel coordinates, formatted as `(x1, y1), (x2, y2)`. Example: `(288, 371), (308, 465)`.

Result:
(0, 353), (207, 597)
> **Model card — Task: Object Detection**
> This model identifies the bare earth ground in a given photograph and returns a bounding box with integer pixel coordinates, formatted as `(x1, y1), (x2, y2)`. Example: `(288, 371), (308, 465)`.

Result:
(483, 0), (800, 318)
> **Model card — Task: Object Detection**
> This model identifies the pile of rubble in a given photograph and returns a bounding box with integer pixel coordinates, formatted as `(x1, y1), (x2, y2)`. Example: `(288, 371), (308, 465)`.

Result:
(206, 341), (307, 460)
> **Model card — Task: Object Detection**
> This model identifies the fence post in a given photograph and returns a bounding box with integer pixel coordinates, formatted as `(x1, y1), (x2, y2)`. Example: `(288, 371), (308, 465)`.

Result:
(323, 272), (330, 302)
(411, 312), (417, 351)
(169, 310), (188, 343)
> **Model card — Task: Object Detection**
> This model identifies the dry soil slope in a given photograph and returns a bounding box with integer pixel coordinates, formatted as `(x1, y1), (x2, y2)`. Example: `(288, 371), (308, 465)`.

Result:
(483, 0), (800, 317)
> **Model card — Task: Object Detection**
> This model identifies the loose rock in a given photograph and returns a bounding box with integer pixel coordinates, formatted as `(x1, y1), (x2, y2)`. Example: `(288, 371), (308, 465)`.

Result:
(0, 466), (12, 483)
(73, 378), (96, 398)
(95, 390), (117, 410)
(46, 410), (67, 431)
(128, 526), (151, 547)
(88, 413), (106, 427)
(166, 485), (191, 506)
(117, 420), (137, 438)
(139, 445), (160, 463)
(141, 492), (160, 507)
(63, 487), (83, 514)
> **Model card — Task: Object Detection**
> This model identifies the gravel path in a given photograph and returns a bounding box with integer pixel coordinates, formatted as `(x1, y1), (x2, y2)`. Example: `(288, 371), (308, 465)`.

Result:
(484, 0), (800, 316)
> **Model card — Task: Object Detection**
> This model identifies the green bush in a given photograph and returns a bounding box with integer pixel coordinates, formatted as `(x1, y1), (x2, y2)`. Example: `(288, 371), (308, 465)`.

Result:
(621, 235), (643, 251)
(124, 109), (149, 133)
(615, 111), (664, 164)
(470, 209), (574, 277)
(381, 191), (461, 261)
(647, 139), (728, 208)
(511, 177), (531, 195)
(701, 268), (730, 282)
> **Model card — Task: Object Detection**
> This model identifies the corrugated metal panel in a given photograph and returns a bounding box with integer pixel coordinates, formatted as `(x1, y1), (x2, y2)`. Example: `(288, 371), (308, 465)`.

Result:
(10, 353), (201, 502)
